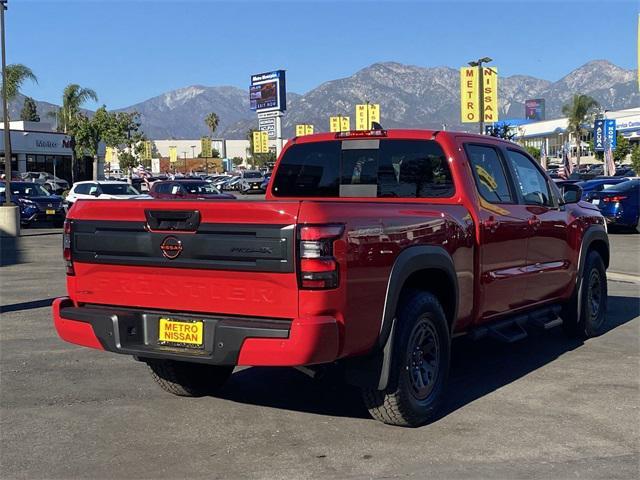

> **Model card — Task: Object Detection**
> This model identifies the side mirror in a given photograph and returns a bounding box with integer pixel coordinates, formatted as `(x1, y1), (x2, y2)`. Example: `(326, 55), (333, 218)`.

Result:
(562, 183), (582, 204)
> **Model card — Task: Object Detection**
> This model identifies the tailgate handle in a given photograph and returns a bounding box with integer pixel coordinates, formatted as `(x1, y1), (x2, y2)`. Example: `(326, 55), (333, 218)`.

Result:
(145, 210), (201, 232)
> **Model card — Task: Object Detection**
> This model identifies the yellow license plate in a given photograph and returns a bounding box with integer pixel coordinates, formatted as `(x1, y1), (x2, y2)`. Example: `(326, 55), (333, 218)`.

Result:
(158, 318), (204, 347)
(46, 209), (56, 215)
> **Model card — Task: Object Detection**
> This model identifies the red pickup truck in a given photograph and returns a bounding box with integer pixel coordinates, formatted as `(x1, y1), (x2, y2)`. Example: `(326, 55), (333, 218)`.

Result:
(53, 129), (609, 427)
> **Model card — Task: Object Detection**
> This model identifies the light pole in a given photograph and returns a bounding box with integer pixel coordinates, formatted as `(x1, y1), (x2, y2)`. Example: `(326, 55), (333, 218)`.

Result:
(468, 56), (493, 135)
(1, 0), (12, 205)
(182, 151), (187, 174)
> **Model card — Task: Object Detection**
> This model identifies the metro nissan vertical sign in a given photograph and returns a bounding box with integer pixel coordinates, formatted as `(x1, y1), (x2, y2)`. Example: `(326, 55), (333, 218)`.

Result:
(460, 67), (479, 123)
(460, 66), (499, 123)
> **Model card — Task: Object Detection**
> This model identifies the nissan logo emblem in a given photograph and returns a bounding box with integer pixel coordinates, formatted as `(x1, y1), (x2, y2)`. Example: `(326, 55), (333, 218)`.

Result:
(160, 236), (183, 260)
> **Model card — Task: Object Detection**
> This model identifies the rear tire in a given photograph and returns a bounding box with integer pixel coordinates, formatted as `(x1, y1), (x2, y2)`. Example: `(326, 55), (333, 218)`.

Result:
(145, 359), (233, 397)
(562, 250), (608, 338)
(361, 291), (450, 427)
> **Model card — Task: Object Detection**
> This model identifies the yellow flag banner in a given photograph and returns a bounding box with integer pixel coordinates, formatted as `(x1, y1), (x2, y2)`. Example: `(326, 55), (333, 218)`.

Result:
(260, 131), (269, 153)
(305, 125), (314, 135)
(355, 104), (380, 130)
(169, 146), (177, 163)
(482, 66), (499, 122)
(105, 146), (113, 162)
(252, 131), (263, 153)
(296, 124), (306, 136)
(143, 141), (152, 160)
(330, 116), (351, 132)
(329, 117), (340, 132)
(201, 137), (212, 157)
(460, 67), (479, 123)
(340, 116), (350, 132)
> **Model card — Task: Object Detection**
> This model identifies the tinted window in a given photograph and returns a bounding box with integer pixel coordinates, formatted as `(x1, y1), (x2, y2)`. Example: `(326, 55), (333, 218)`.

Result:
(272, 139), (453, 198)
(73, 184), (91, 195)
(99, 184), (140, 195)
(506, 150), (552, 206)
(9, 183), (51, 197)
(181, 182), (220, 194)
(243, 171), (262, 179)
(466, 145), (513, 203)
(153, 183), (173, 194)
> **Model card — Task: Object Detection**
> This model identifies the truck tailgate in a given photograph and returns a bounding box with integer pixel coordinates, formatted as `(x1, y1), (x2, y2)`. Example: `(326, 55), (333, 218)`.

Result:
(67, 200), (301, 319)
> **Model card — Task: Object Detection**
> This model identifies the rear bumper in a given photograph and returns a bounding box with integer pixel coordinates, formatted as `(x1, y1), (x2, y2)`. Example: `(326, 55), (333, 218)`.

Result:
(52, 297), (339, 367)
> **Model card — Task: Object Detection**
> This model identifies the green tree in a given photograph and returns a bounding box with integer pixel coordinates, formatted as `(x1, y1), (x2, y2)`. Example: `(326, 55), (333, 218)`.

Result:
(1, 64), (38, 108)
(54, 84), (98, 134)
(613, 133), (631, 163)
(561, 94), (599, 168)
(20, 97), (40, 121)
(525, 146), (541, 160)
(231, 157), (244, 168)
(630, 145), (640, 175)
(204, 112), (220, 137)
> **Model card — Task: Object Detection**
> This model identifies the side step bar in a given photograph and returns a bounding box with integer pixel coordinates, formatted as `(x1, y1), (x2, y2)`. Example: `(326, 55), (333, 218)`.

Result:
(469, 305), (563, 343)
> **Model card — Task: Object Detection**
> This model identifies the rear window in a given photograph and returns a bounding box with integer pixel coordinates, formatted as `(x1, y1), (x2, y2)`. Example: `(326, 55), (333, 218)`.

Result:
(604, 179), (639, 192)
(272, 139), (454, 198)
(99, 184), (140, 195)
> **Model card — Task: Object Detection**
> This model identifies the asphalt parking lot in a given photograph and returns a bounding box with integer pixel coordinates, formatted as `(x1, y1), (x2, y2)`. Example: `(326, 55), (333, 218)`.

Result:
(1, 226), (638, 479)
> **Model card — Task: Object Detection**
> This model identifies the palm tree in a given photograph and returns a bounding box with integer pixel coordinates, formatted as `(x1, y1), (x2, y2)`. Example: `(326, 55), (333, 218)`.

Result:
(51, 84), (98, 181)
(204, 112), (219, 137)
(561, 94), (599, 168)
(2, 64), (38, 107)
(57, 84), (98, 133)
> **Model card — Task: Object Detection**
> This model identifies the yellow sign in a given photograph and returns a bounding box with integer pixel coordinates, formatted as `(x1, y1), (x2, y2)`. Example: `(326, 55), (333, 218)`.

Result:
(169, 146), (178, 163)
(460, 66), (499, 123)
(158, 318), (203, 346)
(105, 146), (114, 162)
(201, 137), (212, 157)
(482, 66), (499, 122)
(253, 131), (269, 154)
(460, 67), (479, 123)
(143, 141), (152, 160)
(296, 124), (314, 136)
(355, 103), (380, 130)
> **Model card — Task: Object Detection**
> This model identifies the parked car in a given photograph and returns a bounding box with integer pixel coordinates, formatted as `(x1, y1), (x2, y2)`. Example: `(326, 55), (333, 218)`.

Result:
(150, 179), (235, 199)
(239, 170), (265, 193)
(260, 173), (272, 191)
(591, 179), (640, 232)
(577, 177), (631, 201)
(0, 181), (65, 226)
(219, 175), (241, 191)
(20, 171), (70, 194)
(66, 181), (151, 207)
(54, 129), (609, 427)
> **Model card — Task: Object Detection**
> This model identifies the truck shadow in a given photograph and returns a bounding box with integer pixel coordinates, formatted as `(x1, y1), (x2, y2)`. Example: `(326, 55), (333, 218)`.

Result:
(218, 295), (639, 422)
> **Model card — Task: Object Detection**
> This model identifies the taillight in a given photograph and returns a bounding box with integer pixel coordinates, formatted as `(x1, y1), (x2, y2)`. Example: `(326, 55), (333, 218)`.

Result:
(298, 224), (344, 289)
(63, 219), (74, 275)
(602, 195), (627, 202)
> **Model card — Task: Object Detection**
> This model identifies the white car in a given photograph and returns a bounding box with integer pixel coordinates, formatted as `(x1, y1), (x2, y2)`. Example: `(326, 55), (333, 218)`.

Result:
(66, 181), (152, 207)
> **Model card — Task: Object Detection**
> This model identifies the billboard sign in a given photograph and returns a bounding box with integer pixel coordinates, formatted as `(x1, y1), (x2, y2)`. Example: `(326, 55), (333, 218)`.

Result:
(258, 117), (277, 139)
(525, 99), (546, 121)
(249, 70), (287, 112)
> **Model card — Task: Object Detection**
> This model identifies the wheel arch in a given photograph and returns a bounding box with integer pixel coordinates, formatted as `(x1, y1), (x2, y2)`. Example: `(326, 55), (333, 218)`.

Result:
(578, 226), (609, 280)
(344, 245), (458, 391)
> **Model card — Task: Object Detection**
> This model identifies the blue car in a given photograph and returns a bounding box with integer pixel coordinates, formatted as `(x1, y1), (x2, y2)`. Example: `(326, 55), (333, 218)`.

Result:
(591, 179), (640, 232)
(577, 177), (630, 201)
(260, 173), (271, 191)
(0, 181), (66, 227)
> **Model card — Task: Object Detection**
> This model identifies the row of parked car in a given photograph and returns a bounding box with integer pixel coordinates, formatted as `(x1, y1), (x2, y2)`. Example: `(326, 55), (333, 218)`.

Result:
(0, 171), (272, 227)
(554, 176), (640, 232)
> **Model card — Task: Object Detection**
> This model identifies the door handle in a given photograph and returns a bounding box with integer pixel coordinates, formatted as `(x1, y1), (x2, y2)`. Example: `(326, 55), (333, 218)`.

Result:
(483, 216), (500, 233)
(528, 216), (542, 229)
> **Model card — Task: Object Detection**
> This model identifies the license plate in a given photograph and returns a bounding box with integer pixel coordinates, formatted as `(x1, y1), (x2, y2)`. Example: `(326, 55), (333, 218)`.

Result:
(46, 209), (56, 215)
(252, 185), (258, 189)
(592, 199), (600, 205)
(158, 318), (204, 348)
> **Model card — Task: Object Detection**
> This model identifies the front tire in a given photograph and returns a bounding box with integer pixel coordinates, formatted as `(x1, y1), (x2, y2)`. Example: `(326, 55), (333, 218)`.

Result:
(145, 359), (233, 397)
(362, 291), (450, 427)
(562, 250), (608, 338)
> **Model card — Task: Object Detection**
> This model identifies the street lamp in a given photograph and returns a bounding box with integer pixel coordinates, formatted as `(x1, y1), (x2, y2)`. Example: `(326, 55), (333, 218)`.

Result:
(468, 56), (493, 135)
(1, 0), (12, 205)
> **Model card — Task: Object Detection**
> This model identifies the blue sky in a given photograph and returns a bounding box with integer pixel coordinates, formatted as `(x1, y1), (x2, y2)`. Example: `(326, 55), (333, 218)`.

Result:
(9, 0), (639, 110)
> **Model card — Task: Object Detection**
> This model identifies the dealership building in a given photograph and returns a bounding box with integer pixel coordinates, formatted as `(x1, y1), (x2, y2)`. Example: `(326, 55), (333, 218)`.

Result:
(513, 107), (640, 162)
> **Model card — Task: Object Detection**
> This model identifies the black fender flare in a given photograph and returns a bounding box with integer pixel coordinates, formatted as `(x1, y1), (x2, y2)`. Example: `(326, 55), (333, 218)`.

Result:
(577, 226), (609, 282)
(344, 246), (458, 390)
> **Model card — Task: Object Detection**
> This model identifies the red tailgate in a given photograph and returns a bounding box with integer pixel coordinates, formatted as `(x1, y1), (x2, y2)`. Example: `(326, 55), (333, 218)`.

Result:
(66, 200), (301, 319)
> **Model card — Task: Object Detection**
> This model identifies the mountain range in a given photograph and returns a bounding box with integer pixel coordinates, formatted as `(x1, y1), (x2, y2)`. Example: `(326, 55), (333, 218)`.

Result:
(6, 60), (639, 140)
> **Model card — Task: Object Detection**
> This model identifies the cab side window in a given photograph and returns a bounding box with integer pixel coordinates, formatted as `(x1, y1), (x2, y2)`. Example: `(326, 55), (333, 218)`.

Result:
(506, 150), (553, 207)
(465, 144), (514, 204)
(74, 184), (90, 195)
